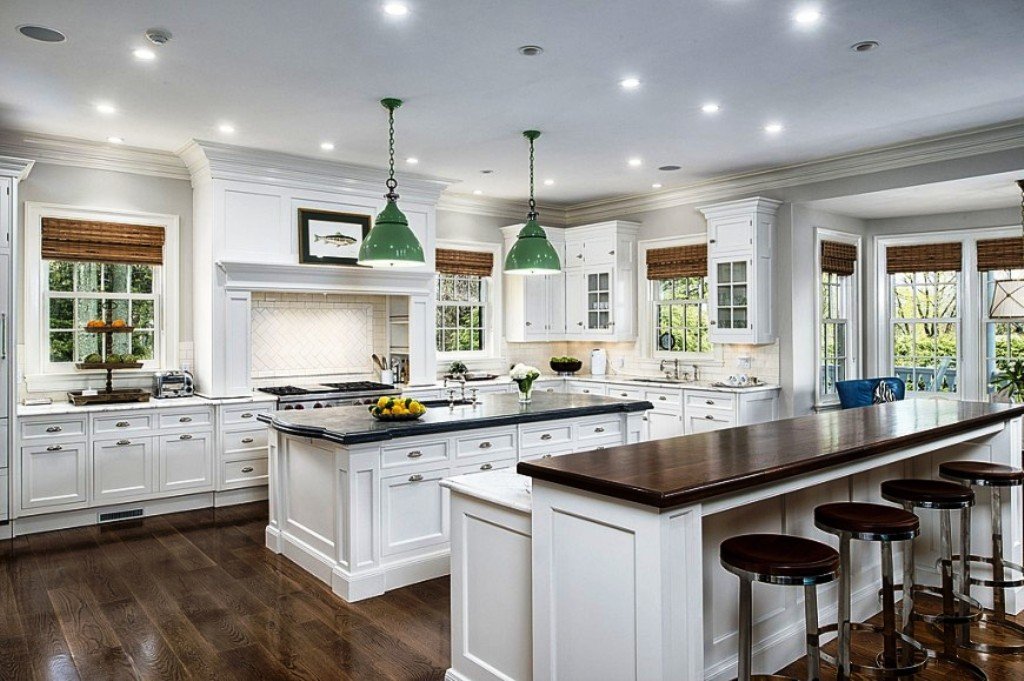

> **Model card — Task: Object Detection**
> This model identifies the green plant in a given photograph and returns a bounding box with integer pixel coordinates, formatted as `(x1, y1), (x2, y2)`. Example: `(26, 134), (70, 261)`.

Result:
(991, 358), (1024, 402)
(550, 356), (580, 363)
(448, 361), (468, 376)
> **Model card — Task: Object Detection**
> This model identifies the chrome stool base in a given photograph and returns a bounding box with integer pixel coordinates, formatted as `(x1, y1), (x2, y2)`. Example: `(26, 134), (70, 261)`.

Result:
(818, 621), (927, 678)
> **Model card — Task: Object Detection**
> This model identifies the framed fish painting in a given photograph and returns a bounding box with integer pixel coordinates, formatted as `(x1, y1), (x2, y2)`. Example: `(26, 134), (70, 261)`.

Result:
(298, 208), (372, 266)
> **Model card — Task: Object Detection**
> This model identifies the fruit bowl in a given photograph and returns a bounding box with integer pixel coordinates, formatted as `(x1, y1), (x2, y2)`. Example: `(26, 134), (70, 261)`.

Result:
(370, 411), (424, 422)
(368, 397), (427, 421)
(550, 357), (583, 375)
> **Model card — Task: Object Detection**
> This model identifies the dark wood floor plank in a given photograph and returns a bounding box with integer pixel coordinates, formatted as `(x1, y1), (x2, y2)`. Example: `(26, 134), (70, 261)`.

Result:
(47, 583), (137, 681)
(99, 597), (190, 681)
(19, 610), (82, 681)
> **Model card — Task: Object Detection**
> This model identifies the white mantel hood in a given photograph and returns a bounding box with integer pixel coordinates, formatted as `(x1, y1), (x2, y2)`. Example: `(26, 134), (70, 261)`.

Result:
(217, 260), (434, 297)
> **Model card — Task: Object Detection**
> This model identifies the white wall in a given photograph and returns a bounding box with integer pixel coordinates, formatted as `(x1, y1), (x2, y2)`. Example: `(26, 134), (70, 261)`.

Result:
(436, 209), (513, 244)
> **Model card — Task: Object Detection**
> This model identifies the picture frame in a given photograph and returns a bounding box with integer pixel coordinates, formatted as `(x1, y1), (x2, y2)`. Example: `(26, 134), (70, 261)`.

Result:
(298, 208), (372, 266)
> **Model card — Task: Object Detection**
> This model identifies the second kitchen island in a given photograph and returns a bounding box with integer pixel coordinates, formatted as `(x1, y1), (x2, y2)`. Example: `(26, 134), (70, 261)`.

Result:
(259, 392), (651, 601)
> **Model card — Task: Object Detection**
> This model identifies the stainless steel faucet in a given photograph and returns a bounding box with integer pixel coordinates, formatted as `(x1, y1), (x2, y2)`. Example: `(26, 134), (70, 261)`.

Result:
(444, 376), (467, 404)
(659, 358), (681, 380)
(692, 364), (700, 382)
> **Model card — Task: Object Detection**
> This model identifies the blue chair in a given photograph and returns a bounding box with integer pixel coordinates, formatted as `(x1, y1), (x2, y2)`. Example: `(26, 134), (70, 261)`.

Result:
(835, 377), (906, 410)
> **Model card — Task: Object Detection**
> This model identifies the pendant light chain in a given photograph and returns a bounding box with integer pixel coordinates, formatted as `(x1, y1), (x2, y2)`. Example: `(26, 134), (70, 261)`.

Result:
(382, 98), (403, 200)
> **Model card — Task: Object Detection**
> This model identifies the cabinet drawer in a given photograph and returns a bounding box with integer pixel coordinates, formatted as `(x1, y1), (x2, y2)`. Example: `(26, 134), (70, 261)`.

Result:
(223, 428), (269, 453)
(381, 466), (449, 556)
(20, 441), (88, 510)
(21, 417), (87, 440)
(644, 389), (682, 407)
(685, 391), (735, 411)
(575, 436), (623, 452)
(454, 456), (517, 476)
(576, 418), (622, 442)
(222, 456), (269, 488)
(534, 381), (562, 394)
(159, 432), (214, 493)
(566, 381), (606, 396)
(455, 429), (516, 459)
(521, 423), (573, 449)
(158, 407), (214, 430)
(221, 404), (270, 426)
(93, 436), (155, 502)
(687, 408), (736, 429)
(520, 446), (575, 462)
(93, 413), (153, 435)
(381, 440), (449, 469)
(608, 386), (644, 400)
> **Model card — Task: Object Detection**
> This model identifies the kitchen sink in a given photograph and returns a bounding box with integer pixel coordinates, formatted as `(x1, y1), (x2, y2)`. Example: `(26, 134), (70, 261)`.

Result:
(629, 377), (696, 385)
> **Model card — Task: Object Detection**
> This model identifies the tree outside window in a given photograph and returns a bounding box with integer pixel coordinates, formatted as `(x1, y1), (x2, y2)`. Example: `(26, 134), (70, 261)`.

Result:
(820, 271), (848, 397)
(890, 270), (959, 393)
(654, 277), (711, 354)
(436, 273), (486, 353)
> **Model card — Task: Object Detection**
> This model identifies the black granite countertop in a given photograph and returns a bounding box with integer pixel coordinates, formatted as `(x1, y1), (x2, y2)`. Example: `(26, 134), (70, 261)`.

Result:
(257, 392), (654, 445)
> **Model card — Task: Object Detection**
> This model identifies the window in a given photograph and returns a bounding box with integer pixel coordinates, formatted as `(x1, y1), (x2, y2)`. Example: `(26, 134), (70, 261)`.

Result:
(819, 271), (849, 398)
(45, 261), (160, 367)
(436, 273), (486, 353)
(654, 276), (711, 354)
(890, 270), (960, 393)
(983, 269), (1024, 395)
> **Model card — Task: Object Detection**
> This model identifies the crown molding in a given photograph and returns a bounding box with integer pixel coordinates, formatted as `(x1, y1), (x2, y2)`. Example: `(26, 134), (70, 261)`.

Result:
(0, 129), (189, 180)
(436, 192), (569, 225)
(563, 119), (1024, 224)
(179, 139), (454, 203)
(0, 155), (34, 180)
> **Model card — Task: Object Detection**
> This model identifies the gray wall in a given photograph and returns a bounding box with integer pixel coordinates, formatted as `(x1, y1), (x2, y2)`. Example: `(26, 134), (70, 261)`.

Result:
(436, 209), (512, 244)
(16, 163), (194, 344)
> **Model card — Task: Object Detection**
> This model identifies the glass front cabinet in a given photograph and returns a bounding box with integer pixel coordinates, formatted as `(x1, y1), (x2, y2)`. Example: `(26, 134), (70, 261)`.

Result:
(699, 198), (781, 345)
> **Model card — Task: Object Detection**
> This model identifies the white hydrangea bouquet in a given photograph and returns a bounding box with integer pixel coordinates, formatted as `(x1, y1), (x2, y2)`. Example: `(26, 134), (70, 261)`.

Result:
(510, 363), (541, 403)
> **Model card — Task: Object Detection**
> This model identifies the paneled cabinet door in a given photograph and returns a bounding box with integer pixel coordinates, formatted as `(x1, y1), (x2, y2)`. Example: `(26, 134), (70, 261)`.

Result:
(547, 273), (566, 335)
(523, 274), (549, 339)
(709, 256), (753, 343)
(159, 431), (214, 492)
(21, 440), (88, 510)
(380, 466), (449, 557)
(584, 268), (615, 333)
(0, 253), (8, 416)
(564, 270), (586, 335)
(685, 412), (735, 435)
(647, 410), (683, 441)
(93, 437), (154, 502)
(707, 215), (754, 255)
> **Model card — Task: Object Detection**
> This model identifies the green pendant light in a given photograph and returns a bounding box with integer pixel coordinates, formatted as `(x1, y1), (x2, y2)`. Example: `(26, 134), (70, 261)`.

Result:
(357, 98), (425, 268)
(504, 130), (561, 275)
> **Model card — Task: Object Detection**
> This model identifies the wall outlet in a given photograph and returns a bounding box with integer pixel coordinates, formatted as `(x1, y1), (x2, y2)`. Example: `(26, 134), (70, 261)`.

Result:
(737, 356), (752, 370)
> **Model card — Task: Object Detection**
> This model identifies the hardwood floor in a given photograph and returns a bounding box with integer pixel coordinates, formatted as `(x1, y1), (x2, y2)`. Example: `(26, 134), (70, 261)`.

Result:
(3, 502), (1024, 680)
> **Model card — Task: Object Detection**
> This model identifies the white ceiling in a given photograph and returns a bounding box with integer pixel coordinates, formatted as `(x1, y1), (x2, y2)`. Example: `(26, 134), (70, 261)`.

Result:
(2, 0), (1023, 203)
(809, 171), (1022, 219)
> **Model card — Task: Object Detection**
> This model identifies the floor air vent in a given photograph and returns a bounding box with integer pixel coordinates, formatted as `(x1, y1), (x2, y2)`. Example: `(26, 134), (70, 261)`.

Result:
(98, 508), (144, 523)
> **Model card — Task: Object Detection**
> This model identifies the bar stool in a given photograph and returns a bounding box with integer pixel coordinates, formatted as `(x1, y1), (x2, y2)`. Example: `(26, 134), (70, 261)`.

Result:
(721, 534), (840, 681)
(939, 460), (1024, 653)
(813, 502), (928, 679)
(881, 479), (987, 680)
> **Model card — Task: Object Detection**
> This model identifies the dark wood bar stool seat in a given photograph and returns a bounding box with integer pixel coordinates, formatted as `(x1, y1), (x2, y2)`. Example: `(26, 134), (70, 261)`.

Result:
(881, 479), (987, 680)
(814, 502), (928, 679)
(940, 460), (1024, 654)
(721, 534), (840, 681)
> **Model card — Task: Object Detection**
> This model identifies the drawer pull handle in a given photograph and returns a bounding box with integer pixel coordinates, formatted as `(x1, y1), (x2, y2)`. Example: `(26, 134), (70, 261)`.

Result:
(620, 392), (628, 397)
(46, 445), (63, 452)
(45, 425), (63, 433)
(706, 400), (715, 405)
(594, 426), (605, 433)
(480, 463), (493, 471)
(479, 441), (492, 449)
(705, 415), (715, 420)
(241, 412), (254, 419)
(117, 439), (132, 446)
(407, 450), (422, 458)
(241, 466), (255, 474)
(659, 396), (667, 401)
(582, 389), (590, 394)
(241, 437), (255, 444)
(115, 421), (130, 428)
(179, 416), (193, 423)
(409, 474), (424, 482)
(179, 434), (193, 441)
(542, 454), (553, 459)
(540, 433), (552, 441)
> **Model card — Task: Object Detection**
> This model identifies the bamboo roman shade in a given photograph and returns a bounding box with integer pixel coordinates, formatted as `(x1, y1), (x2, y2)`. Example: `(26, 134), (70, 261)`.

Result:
(435, 248), (494, 277)
(41, 218), (165, 265)
(646, 244), (708, 280)
(821, 240), (858, 276)
(977, 237), (1024, 271)
(886, 242), (962, 274)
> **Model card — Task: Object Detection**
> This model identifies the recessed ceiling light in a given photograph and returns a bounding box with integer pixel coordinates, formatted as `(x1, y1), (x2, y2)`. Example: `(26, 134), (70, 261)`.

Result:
(764, 122), (784, 134)
(17, 25), (66, 43)
(620, 77), (641, 90)
(107, 136), (124, 144)
(95, 102), (117, 114)
(543, 179), (555, 186)
(517, 45), (544, 57)
(133, 47), (156, 61)
(218, 123), (236, 134)
(651, 183), (663, 189)
(658, 165), (682, 171)
(145, 28), (173, 45)
(851, 40), (880, 53)
(793, 8), (822, 25)
(472, 189), (483, 195)
(405, 157), (419, 165)
(701, 102), (721, 114)
(320, 141), (335, 151)
(480, 169), (494, 174)
(383, 2), (409, 16)
(628, 158), (643, 168)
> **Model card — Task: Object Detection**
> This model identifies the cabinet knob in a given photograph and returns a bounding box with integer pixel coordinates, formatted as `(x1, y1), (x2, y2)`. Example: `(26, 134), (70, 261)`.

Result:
(526, 321), (532, 326)
(658, 396), (667, 401)
(576, 254), (583, 259)
(45, 425), (62, 433)
(179, 434), (193, 440)
(540, 433), (552, 441)
(594, 426), (605, 433)
(117, 439), (132, 446)
(241, 437), (255, 444)
(241, 412), (254, 419)
(241, 466), (255, 474)
(706, 399), (715, 405)
(115, 421), (130, 428)
(46, 445), (63, 452)
(408, 474), (424, 482)
(609, 250), (615, 255)
(542, 454), (553, 459)
(705, 415), (715, 420)
(479, 441), (492, 449)
(179, 416), (193, 423)
(710, 320), (717, 326)
(709, 239), (717, 244)
(407, 450), (422, 458)
(619, 392), (628, 397)
(480, 463), (493, 471)
(582, 389), (590, 394)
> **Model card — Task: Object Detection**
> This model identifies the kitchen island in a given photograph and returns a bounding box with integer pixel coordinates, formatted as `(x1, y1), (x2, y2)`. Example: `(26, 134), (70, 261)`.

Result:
(515, 399), (1024, 681)
(259, 392), (651, 602)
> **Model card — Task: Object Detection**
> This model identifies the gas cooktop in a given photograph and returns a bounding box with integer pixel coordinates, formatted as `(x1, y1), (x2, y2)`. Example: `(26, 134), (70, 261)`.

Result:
(258, 381), (396, 409)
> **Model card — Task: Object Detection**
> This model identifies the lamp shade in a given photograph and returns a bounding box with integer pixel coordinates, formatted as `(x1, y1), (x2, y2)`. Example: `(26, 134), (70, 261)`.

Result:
(504, 218), (561, 275)
(989, 279), (1024, 318)
(357, 199), (424, 268)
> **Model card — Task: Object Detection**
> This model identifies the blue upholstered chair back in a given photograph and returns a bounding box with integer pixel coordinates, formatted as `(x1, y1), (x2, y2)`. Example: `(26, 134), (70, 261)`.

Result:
(835, 377), (906, 409)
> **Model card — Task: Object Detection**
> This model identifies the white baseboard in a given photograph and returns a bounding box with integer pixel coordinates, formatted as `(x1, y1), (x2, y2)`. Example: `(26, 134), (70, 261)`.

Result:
(11, 492), (215, 536)
(214, 486), (268, 507)
(444, 669), (473, 681)
(0, 523), (11, 540)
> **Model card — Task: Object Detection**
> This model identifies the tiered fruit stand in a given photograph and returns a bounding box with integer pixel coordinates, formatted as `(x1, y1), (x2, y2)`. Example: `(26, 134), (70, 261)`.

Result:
(68, 324), (150, 405)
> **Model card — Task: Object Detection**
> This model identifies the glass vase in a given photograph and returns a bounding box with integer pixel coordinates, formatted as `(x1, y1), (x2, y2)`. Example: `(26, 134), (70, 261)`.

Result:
(516, 381), (534, 404)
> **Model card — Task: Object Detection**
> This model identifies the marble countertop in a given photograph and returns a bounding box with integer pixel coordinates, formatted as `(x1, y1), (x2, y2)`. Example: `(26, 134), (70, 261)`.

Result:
(442, 468), (533, 513)
(259, 392), (653, 445)
(401, 374), (779, 394)
(17, 391), (278, 417)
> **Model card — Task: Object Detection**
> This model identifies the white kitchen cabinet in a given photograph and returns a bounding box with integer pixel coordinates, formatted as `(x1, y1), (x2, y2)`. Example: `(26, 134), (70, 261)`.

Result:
(565, 381), (606, 396)
(682, 389), (779, 435)
(699, 197), (780, 345)
(93, 437), (154, 502)
(648, 410), (683, 440)
(381, 465), (449, 557)
(159, 431), (214, 492)
(502, 224), (566, 342)
(685, 409), (736, 434)
(0, 253), (8, 417)
(21, 440), (88, 510)
(563, 221), (639, 342)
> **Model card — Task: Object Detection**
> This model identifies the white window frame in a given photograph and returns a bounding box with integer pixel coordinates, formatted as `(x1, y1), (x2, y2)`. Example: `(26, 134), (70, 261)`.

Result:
(814, 229), (861, 407)
(981, 268), (1024, 396)
(434, 239), (501, 366)
(638, 235), (722, 365)
(24, 202), (179, 392)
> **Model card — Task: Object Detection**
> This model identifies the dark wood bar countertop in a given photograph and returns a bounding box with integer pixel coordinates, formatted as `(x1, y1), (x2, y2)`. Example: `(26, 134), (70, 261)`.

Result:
(518, 399), (1024, 509)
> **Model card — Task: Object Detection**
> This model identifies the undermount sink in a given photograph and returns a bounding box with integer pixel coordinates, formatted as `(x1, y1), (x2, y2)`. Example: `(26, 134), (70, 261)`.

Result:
(629, 377), (695, 384)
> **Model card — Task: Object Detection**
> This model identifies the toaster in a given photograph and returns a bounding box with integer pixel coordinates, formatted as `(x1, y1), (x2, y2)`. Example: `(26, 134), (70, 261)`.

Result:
(154, 370), (195, 398)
